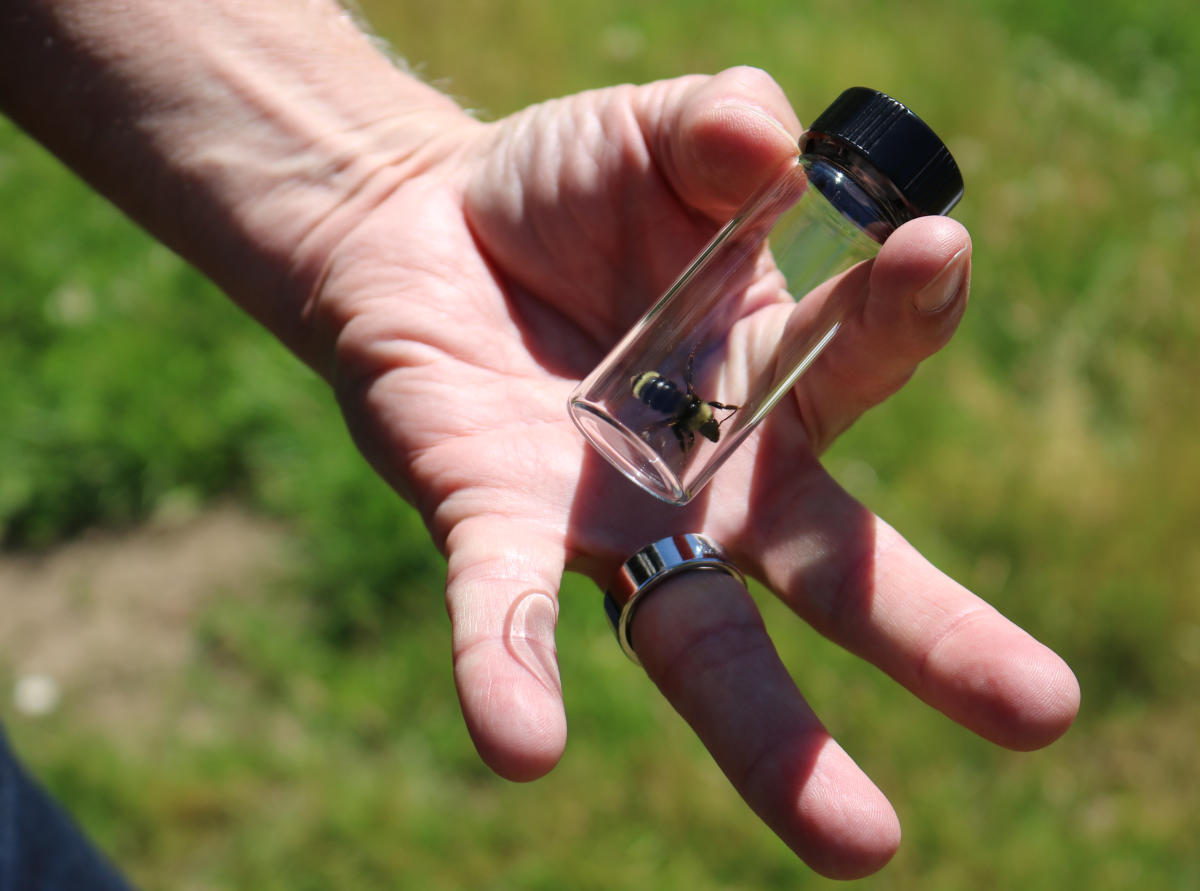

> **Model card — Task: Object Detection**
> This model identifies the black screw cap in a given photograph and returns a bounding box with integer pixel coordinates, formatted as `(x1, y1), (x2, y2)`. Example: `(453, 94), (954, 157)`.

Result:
(802, 87), (964, 217)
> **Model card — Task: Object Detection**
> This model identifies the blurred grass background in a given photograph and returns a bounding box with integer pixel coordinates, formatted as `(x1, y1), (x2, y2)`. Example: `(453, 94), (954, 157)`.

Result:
(1, 0), (1198, 887)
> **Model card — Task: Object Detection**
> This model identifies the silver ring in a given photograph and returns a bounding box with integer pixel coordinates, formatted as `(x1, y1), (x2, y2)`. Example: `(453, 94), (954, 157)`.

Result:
(604, 533), (745, 665)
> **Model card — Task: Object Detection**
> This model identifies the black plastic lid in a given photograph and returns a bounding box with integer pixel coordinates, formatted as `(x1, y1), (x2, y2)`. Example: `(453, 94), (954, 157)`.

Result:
(800, 87), (964, 217)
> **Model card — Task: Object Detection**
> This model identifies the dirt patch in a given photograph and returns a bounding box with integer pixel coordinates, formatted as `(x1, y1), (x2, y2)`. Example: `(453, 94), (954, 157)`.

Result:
(0, 505), (287, 736)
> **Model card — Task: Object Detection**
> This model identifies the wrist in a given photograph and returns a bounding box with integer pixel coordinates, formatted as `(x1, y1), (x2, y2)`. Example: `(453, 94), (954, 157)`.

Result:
(0, 0), (478, 367)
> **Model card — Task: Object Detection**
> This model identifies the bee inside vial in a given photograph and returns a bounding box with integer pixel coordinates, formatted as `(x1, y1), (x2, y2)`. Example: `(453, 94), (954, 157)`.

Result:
(630, 349), (738, 453)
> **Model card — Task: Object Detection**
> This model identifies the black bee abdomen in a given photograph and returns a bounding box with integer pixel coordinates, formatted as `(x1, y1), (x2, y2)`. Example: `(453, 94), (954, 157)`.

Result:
(631, 372), (682, 414)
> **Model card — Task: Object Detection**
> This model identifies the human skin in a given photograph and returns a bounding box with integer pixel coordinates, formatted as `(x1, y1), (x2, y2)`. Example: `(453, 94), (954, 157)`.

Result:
(0, 1), (1079, 879)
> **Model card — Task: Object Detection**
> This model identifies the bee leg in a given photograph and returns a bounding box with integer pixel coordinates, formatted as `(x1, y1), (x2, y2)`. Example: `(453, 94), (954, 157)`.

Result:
(684, 345), (702, 397)
(672, 425), (692, 453)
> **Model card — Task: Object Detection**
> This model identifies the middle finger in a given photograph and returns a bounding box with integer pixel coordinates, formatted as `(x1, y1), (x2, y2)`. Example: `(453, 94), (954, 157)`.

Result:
(733, 420), (1079, 751)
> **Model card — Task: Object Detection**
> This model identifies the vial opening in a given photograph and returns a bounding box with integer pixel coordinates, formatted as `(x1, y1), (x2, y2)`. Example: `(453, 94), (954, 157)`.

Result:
(569, 398), (689, 504)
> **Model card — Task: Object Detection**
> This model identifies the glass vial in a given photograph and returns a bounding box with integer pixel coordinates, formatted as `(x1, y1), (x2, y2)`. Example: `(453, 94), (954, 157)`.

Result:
(569, 87), (965, 505)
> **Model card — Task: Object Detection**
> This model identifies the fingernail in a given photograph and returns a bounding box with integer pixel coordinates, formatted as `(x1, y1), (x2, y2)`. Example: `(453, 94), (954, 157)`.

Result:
(505, 591), (561, 695)
(914, 247), (971, 314)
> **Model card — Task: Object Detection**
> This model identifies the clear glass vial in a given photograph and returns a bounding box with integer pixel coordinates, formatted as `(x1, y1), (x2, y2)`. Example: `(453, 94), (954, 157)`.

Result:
(569, 87), (965, 504)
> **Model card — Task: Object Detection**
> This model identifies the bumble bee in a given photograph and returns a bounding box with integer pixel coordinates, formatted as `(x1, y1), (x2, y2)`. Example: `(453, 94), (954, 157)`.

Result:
(631, 352), (739, 453)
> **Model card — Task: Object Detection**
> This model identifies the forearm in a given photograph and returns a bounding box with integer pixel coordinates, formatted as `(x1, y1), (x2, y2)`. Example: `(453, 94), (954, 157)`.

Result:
(0, 0), (473, 367)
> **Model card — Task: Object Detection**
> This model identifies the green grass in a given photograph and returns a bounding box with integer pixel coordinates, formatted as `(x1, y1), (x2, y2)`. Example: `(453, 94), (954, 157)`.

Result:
(3, 0), (1200, 887)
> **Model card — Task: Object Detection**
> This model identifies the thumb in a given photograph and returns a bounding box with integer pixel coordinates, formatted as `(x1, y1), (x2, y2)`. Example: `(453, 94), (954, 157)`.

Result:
(643, 65), (803, 220)
(445, 516), (568, 782)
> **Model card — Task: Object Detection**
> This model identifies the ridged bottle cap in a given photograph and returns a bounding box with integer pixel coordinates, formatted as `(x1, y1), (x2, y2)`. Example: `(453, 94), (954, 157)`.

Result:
(801, 87), (964, 217)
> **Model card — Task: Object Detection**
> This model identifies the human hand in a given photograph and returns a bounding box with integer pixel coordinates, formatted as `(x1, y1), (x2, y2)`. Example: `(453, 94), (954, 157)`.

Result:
(306, 67), (1079, 878)
(0, 0), (1076, 878)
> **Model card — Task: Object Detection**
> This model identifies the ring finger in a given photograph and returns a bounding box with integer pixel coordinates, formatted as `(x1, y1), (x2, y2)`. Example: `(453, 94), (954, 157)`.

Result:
(627, 568), (902, 879)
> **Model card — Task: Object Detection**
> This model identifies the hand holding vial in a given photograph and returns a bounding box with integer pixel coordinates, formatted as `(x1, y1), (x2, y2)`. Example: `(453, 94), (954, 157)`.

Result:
(570, 88), (965, 504)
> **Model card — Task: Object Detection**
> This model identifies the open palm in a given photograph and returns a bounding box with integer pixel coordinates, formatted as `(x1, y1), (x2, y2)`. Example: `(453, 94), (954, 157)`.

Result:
(309, 68), (1078, 877)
